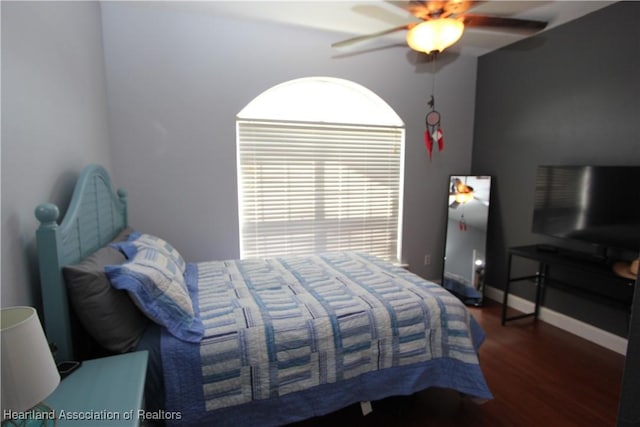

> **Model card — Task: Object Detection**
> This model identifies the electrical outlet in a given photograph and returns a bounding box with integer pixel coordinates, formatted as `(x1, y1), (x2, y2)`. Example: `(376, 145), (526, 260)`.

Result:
(424, 254), (431, 265)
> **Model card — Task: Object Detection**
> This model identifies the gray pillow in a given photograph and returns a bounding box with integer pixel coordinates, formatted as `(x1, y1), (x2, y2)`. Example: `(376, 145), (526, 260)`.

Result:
(63, 242), (148, 353)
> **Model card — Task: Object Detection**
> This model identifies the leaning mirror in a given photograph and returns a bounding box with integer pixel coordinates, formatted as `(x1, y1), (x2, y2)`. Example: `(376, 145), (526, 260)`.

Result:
(442, 175), (492, 306)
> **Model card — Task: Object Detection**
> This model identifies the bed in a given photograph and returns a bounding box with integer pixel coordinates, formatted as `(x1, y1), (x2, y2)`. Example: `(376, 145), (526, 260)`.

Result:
(35, 164), (492, 426)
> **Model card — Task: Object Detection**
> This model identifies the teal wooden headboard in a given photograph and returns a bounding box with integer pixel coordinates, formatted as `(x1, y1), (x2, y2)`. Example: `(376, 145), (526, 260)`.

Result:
(35, 164), (128, 362)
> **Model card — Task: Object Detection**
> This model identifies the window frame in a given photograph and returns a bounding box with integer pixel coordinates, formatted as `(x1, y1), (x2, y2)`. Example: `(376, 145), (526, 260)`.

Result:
(236, 77), (405, 263)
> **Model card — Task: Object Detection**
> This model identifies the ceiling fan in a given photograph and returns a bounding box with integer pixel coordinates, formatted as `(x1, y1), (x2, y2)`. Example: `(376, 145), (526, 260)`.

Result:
(449, 177), (489, 209)
(332, 1), (548, 54)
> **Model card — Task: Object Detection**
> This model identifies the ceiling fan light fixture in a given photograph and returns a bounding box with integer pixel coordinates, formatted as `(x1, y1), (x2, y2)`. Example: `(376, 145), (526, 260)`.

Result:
(406, 18), (465, 53)
(453, 192), (474, 204)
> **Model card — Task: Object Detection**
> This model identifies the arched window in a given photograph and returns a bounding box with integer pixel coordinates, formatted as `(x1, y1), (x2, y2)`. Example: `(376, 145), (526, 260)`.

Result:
(237, 77), (404, 263)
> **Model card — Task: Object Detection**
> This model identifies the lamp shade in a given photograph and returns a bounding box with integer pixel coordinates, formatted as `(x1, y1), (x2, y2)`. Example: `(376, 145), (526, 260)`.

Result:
(406, 18), (465, 53)
(1, 307), (60, 415)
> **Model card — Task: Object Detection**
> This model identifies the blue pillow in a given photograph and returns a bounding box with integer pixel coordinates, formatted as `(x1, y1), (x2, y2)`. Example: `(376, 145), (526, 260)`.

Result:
(114, 232), (186, 274)
(105, 247), (202, 342)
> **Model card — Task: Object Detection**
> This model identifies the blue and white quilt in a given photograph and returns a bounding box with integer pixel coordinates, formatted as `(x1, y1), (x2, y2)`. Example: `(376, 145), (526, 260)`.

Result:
(160, 252), (492, 426)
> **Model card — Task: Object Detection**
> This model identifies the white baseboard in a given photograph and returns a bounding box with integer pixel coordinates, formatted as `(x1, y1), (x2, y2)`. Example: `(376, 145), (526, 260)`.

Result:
(484, 285), (628, 356)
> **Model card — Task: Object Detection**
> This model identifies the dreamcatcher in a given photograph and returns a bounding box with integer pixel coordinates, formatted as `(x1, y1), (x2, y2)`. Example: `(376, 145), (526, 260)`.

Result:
(458, 212), (467, 231)
(424, 95), (444, 160)
(424, 55), (444, 160)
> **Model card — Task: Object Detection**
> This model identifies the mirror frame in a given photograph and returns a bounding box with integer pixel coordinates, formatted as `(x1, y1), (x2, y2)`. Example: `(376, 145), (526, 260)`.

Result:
(441, 175), (492, 306)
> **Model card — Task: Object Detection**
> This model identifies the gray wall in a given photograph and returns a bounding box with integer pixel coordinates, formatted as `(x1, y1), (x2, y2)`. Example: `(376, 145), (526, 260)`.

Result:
(472, 2), (640, 336)
(1, 1), (479, 310)
(99, 2), (478, 277)
(1, 1), (113, 308)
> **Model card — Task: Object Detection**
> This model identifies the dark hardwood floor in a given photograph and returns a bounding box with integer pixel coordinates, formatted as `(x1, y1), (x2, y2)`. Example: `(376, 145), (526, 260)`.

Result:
(291, 300), (626, 427)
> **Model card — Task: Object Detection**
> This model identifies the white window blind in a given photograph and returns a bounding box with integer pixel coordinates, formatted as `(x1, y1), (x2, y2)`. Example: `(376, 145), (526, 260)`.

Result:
(237, 120), (404, 263)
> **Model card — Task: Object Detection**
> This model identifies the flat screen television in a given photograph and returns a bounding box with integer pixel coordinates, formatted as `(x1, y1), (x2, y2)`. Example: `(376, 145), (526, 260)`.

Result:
(532, 165), (640, 253)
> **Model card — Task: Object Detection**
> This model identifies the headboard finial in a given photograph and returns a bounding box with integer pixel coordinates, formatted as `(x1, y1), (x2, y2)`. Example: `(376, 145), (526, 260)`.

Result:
(35, 203), (60, 227)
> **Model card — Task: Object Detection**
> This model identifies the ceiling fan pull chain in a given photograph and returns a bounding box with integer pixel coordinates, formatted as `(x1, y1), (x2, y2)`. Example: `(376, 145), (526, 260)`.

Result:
(431, 52), (437, 95)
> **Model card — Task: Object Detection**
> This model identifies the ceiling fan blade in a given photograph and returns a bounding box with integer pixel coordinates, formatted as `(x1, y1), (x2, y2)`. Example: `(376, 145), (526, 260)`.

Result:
(332, 24), (412, 48)
(462, 14), (548, 32)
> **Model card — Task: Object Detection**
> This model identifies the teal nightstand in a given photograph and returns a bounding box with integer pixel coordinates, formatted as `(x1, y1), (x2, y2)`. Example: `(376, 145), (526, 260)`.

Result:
(45, 351), (148, 426)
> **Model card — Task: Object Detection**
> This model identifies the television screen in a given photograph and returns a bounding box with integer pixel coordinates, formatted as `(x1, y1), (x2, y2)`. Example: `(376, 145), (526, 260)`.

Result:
(532, 165), (640, 252)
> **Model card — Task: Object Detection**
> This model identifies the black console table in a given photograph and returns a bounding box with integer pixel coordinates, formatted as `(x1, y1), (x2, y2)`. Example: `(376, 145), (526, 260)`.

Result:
(501, 245), (635, 325)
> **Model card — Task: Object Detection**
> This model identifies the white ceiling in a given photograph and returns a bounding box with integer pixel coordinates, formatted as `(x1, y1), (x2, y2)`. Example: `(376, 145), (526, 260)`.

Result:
(161, 1), (616, 57)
